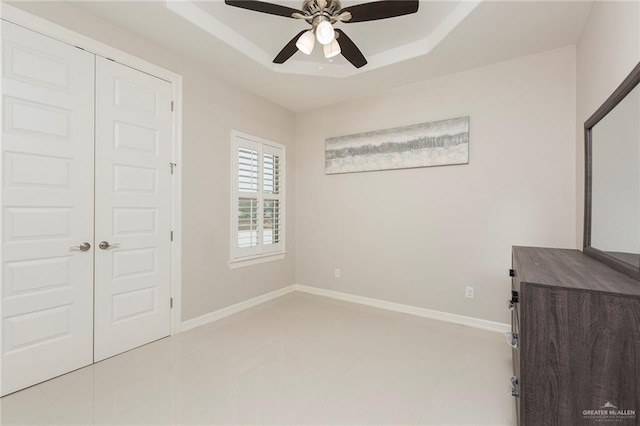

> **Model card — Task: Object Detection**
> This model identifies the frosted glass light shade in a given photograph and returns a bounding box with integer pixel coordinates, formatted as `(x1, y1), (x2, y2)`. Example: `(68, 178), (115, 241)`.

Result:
(296, 31), (315, 55)
(315, 20), (335, 45)
(323, 39), (341, 58)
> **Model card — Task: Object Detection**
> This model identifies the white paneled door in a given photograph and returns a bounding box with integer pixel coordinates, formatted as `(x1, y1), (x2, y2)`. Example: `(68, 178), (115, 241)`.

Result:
(1, 23), (174, 395)
(93, 58), (173, 362)
(1, 22), (95, 395)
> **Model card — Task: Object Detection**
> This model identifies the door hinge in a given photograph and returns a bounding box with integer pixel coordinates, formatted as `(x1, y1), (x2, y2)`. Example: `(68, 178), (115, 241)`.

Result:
(170, 230), (174, 241)
(170, 162), (177, 174)
(170, 298), (173, 309)
(171, 101), (174, 112)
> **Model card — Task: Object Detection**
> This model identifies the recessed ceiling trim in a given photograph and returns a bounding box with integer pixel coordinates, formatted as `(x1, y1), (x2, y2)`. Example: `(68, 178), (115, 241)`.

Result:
(165, 0), (482, 79)
(365, 1), (481, 71)
(164, 0), (273, 64)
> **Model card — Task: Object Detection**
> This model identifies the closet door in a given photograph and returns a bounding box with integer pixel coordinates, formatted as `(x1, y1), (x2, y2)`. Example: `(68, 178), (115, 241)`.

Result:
(94, 57), (172, 361)
(1, 22), (95, 396)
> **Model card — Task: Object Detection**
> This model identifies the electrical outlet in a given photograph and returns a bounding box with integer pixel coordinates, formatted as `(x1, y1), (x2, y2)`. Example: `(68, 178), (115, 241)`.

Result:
(465, 286), (474, 299)
(334, 268), (341, 278)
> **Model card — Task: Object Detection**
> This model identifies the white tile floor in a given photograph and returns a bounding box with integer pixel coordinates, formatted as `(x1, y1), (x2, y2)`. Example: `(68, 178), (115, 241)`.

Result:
(1, 293), (515, 425)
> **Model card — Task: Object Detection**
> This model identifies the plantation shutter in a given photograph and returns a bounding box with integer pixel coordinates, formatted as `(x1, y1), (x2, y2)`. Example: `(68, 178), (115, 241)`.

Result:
(235, 139), (261, 257)
(231, 132), (285, 262)
(262, 145), (282, 253)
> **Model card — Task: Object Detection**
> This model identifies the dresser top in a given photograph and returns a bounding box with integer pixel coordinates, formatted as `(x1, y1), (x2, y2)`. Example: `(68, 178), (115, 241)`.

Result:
(513, 246), (640, 296)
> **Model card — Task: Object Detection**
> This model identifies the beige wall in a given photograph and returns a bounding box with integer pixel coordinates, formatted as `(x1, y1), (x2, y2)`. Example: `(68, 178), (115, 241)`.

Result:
(295, 47), (577, 324)
(6, 2), (297, 322)
(576, 0), (640, 248)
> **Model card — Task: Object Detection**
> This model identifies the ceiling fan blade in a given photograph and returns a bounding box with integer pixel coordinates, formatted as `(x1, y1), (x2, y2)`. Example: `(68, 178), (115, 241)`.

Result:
(335, 29), (367, 68)
(273, 30), (307, 64)
(341, 0), (419, 23)
(224, 0), (302, 18)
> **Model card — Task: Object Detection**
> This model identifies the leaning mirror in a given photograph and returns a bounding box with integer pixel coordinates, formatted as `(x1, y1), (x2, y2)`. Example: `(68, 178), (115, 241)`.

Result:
(584, 61), (640, 280)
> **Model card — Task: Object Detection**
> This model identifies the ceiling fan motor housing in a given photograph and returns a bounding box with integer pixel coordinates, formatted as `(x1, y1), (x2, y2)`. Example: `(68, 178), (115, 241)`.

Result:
(302, 0), (342, 18)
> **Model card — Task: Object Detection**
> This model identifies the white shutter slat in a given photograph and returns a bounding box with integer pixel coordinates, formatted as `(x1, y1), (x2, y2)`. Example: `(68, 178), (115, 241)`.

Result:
(237, 197), (259, 249)
(263, 199), (280, 246)
(238, 147), (259, 192)
(263, 152), (281, 195)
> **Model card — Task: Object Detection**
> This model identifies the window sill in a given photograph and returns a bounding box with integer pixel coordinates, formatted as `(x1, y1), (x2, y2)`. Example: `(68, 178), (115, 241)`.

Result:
(228, 252), (286, 269)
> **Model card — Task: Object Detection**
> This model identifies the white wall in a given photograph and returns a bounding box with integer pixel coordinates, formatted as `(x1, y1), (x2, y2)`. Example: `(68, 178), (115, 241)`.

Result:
(295, 47), (577, 324)
(5, 2), (297, 322)
(576, 0), (640, 248)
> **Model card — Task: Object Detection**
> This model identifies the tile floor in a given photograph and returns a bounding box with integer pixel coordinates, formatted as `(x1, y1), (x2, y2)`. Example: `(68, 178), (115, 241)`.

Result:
(1, 293), (515, 425)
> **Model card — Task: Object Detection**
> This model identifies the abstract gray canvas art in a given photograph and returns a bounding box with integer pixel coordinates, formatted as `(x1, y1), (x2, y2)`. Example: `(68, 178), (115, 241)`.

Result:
(325, 116), (469, 174)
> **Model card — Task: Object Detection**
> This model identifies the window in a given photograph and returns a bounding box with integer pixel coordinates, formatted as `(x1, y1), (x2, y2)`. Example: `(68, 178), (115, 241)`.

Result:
(231, 131), (285, 265)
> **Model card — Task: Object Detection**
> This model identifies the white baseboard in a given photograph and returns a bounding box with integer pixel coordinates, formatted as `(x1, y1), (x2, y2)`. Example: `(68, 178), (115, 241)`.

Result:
(180, 285), (296, 332)
(294, 284), (510, 333)
(180, 284), (510, 334)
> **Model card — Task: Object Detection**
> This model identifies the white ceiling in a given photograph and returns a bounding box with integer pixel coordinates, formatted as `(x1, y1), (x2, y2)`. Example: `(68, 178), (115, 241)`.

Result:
(59, 0), (592, 112)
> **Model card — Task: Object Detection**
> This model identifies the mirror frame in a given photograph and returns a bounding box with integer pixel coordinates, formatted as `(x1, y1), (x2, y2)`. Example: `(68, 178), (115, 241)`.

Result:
(584, 60), (640, 280)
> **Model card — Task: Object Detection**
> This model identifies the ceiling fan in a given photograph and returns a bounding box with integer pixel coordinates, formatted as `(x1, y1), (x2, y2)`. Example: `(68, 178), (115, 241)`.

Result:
(224, 0), (419, 68)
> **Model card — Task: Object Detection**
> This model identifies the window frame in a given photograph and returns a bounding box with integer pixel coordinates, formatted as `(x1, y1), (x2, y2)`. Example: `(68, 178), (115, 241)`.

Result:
(229, 130), (286, 267)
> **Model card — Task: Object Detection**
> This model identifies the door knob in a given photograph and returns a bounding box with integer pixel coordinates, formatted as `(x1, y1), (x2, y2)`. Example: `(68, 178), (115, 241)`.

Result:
(99, 241), (121, 250)
(70, 242), (91, 252)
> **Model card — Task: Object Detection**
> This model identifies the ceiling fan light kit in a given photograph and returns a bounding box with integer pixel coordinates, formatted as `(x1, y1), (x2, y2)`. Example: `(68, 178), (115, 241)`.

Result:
(315, 19), (335, 45)
(296, 30), (316, 55)
(323, 39), (341, 59)
(224, 0), (419, 68)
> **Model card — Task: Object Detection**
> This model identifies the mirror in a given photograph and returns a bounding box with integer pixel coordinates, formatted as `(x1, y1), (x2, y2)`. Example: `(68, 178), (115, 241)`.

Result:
(584, 61), (640, 280)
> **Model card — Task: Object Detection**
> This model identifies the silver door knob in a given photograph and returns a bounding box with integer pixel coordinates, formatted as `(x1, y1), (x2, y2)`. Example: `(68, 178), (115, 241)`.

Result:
(99, 241), (121, 250)
(70, 242), (91, 251)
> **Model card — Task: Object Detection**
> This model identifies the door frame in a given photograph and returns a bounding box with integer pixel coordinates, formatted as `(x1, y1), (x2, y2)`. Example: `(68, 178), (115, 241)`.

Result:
(0, 4), (184, 339)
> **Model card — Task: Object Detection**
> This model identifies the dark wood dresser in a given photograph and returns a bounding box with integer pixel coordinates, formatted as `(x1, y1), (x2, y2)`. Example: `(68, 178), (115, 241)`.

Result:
(511, 246), (640, 426)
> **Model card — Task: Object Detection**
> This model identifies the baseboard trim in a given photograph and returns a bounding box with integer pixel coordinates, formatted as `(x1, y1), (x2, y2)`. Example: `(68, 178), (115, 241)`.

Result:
(181, 285), (296, 332)
(180, 284), (510, 334)
(294, 284), (510, 333)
